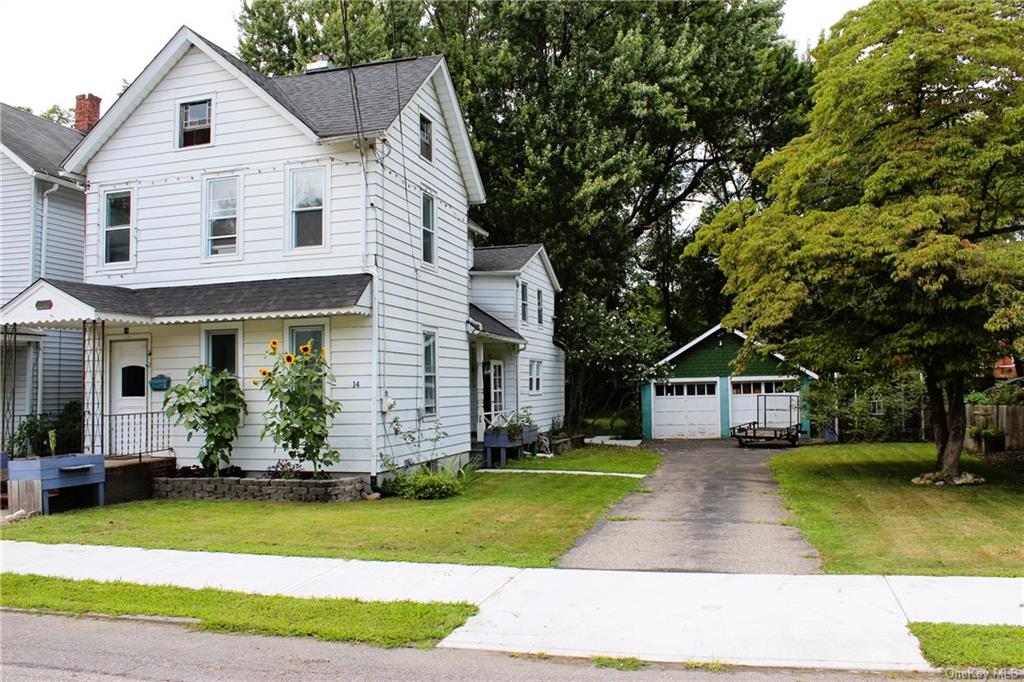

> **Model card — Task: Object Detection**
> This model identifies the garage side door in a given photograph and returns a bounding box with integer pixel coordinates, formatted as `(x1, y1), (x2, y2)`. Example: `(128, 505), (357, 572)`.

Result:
(652, 381), (720, 438)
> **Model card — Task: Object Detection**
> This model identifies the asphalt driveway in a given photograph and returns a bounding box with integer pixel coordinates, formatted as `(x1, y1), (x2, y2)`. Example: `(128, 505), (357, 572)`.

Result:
(558, 440), (821, 573)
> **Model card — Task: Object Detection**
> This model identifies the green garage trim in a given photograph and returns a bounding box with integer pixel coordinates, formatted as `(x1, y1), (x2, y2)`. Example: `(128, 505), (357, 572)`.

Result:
(719, 376), (731, 438)
(644, 324), (818, 440)
(641, 382), (653, 439)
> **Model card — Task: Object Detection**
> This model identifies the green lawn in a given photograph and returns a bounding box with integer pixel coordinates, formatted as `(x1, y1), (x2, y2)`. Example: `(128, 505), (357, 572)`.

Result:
(504, 446), (661, 474)
(910, 622), (1024, 669)
(1, 473), (638, 567)
(770, 443), (1024, 576)
(0, 573), (474, 648)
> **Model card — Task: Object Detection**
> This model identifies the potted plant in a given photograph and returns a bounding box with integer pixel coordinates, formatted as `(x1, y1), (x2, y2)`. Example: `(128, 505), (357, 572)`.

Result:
(968, 424), (1005, 455)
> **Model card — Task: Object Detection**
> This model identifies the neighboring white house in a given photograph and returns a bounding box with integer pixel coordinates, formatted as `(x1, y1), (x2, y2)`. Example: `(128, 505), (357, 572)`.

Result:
(469, 244), (565, 435)
(1, 101), (89, 433)
(0, 27), (565, 475)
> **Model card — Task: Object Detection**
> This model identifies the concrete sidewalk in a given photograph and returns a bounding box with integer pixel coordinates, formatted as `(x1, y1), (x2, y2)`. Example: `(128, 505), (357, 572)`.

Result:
(3, 541), (1022, 672)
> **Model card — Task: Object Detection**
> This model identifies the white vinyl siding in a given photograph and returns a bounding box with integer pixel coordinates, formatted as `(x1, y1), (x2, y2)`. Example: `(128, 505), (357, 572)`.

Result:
(83, 47), (365, 288)
(513, 253), (565, 431)
(1, 153), (35, 303)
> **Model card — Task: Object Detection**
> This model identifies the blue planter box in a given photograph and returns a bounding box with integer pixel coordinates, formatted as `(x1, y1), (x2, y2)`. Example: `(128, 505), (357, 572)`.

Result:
(8, 453), (105, 515)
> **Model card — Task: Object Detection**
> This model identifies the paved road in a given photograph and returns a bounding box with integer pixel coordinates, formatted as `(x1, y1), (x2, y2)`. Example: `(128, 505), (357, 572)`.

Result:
(0, 611), (930, 682)
(558, 440), (821, 573)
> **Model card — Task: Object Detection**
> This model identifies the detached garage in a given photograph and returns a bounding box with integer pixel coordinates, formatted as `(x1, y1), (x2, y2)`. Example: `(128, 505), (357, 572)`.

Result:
(641, 325), (817, 440)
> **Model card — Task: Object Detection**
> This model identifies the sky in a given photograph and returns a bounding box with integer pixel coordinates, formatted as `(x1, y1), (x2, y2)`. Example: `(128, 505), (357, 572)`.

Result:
(0, 0), (866, 117)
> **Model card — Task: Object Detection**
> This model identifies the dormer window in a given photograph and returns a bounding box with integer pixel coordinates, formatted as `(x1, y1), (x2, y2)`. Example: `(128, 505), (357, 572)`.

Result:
(179, 99), (211, 147)
(419, 115), (432, 161)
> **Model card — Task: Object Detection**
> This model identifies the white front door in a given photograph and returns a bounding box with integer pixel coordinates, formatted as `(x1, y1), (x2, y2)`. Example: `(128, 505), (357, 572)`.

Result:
(109, 339), (148, 455)
(490, 360), (505, 418)
(651, 381), (720, 439)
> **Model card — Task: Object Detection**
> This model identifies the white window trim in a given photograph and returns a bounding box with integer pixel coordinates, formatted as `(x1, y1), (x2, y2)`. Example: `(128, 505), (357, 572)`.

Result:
(520, 282), (529, 325)
(528, 360), (543, 395)
(418, 110), (433, 162)
(97, 185), (137, 272)
(536, 289), (543, 326)
(283, 317), (331, 357)
(201, 173), (243, 262)
(283, 163), (331, 256)
(200, 322), (243, 377)
(173, 93), (216, 151)
(422, 329), (438, 418)
(420, 190), (436, 268)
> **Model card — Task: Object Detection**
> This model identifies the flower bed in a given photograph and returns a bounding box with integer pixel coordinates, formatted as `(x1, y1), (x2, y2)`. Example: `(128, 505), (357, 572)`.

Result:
(153, 476), (367, 503)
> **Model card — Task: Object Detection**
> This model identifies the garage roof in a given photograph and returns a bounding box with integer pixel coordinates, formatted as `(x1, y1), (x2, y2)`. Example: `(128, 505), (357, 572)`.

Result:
(657, 324), (819, 380)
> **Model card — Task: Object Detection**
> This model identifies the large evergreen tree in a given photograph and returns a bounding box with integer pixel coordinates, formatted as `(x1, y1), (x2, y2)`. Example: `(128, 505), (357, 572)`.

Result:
(695, 0), (1024, 475)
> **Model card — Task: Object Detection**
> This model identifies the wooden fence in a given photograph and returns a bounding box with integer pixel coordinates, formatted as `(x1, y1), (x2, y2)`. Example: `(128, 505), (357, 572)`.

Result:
(965, 405), (1024, 452)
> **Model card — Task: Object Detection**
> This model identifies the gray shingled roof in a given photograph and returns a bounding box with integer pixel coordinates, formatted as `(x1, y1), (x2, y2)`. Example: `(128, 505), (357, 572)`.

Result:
(191, 30), (442, 138)
(469, 304), (524, 342)
(40, 274), (371, 318)
(472, 245), (543, 273)
(1, 102), (83, 178)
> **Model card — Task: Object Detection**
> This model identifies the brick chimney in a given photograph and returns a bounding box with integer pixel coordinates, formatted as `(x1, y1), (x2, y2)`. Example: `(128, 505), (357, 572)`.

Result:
(74, 94), (101, 132)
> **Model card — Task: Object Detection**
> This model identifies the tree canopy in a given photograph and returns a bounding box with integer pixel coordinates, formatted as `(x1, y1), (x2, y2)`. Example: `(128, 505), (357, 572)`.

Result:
(694, 0), (1024, 474)
(237, 0), (810, 326)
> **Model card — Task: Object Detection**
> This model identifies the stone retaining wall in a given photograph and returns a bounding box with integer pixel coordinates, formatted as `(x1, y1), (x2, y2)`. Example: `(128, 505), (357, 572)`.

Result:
(153, 476), (368, 503)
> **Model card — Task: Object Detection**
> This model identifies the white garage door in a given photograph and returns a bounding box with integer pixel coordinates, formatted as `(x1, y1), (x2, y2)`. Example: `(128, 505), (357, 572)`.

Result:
(730, 380), (800, 427)
(652, 381), (720, 439)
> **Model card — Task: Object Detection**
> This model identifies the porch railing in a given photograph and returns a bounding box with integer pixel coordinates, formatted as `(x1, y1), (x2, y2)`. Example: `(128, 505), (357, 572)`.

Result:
(3, 411), (173, 460)
(103, 411), (173, 459)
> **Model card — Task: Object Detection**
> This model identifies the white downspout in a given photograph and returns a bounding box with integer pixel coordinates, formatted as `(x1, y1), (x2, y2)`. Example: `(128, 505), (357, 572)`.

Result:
(34, 182), (60, 414)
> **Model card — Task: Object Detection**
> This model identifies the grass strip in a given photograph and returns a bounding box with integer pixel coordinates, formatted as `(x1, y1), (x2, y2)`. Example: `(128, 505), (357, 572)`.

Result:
(503, 446), (661, 475)
(0, 573), (476, 648)
(910, 622), (1024, 669)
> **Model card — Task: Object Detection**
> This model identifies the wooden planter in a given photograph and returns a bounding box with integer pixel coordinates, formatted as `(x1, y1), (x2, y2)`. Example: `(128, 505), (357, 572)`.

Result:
(7, 454), (105, 515)
(483, 426), (540, 467)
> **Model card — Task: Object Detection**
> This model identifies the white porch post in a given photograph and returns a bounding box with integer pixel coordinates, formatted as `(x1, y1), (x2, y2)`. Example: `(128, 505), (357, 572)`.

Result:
(475, 342), (485, 438)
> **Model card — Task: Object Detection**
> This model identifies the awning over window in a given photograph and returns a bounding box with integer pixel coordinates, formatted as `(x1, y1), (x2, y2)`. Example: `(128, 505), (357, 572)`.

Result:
(0, 274), (373, 328)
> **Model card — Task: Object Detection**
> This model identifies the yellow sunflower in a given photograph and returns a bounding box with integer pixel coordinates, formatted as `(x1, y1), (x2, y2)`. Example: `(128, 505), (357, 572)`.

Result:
(259, 368), (272, 377)
(299, 343), (312, 355)
(283, 352), (296, 366)
(268, 339), (279, 354)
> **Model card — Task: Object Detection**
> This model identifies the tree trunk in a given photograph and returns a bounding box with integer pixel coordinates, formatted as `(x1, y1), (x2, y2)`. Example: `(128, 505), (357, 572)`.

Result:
(941, 377), (965, 477)
(923, 369), (948, 470)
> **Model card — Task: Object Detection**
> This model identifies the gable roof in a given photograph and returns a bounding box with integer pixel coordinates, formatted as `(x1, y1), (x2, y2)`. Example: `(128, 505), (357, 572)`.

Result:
(0, 102), (83, 181)
(62, 27), (485, 203)
(472, 244), (562, 292)
(1, 274), (371, 326)
(656, 324), (819, 379)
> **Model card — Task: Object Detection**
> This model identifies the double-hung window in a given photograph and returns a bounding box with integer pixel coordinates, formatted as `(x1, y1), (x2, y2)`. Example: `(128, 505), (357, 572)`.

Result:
(206, 330), (238, 376)
(423, 332), (437, 416)
(529, 360), (542, 394)
(520, 283), (528, 322)
(419, 115), (433, 160)
(536, 289), (543, 325)
(421, 193), (435, 264)
(289, 326), (325, 355)
(179, 99), (211, 147)
(104, 190), (132, 264)
(291, 167), (324, 248)
(206, 177), (238, 256)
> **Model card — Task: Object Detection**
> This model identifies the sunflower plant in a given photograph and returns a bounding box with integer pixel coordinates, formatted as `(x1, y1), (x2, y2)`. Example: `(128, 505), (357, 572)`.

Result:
(163, 365), (248, 476)
(255, 338), (341, 478)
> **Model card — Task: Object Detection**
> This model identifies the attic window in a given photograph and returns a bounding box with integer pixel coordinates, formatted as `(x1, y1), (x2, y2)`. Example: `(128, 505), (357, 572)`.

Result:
(419, 115), (432, 160)
(179, 99), (211, 147)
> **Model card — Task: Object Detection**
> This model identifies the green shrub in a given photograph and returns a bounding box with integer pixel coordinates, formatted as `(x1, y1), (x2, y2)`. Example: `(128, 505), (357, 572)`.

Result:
(966, 382), (1024, 406)
(10, 401), (83, 457)
(378, 461), (474, 500)
(163, 366), (248, 476)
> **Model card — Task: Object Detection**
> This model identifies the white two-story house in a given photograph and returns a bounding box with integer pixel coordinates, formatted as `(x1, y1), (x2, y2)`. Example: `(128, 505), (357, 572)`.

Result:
(1, 101), (90, 436)
(0, 27), (564, 476)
